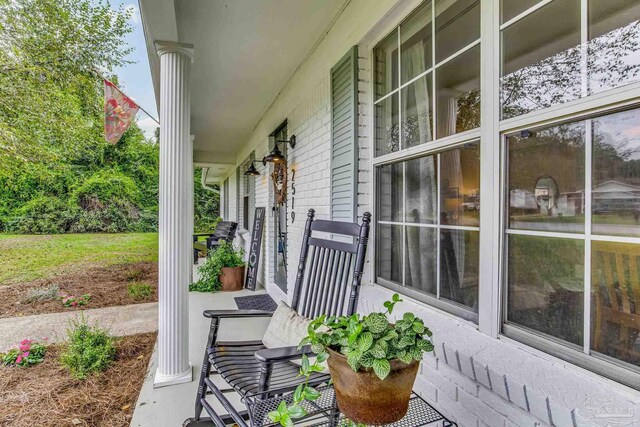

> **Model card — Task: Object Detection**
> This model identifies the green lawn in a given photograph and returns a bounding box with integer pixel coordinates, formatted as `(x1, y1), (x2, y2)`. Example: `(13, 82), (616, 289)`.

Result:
(0, 233), (158, 285)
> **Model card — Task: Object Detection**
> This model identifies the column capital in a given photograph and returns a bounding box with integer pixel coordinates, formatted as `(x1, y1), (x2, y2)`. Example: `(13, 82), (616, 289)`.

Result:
(154, 40), (194, 62)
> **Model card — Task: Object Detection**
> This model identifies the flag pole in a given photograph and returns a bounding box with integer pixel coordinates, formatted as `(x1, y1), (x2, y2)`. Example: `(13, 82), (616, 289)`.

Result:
(92, 68), (160, 125)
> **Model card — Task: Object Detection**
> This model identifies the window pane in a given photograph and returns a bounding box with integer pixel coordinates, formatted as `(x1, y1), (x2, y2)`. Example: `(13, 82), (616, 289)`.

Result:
(435, 0), (480, 63)
(377, 162), (403, 222)
(374, 31), (399, 100)
(406, 155), (437, 224)
(507, 122), (585, 233)
(377, 223), (403, 284)
(588, 0), (640, 95)
(375, 92), (400, 156)
(405, 226), (437, 293)
(401, 73), (433, 149)
(592, 109), (640, 237)
(501, 0), (542, 24)
(440, 144), (480, 227)
(401, 1), (433, 84)
(440, 229), (479, 311)
(436, 45), (480, 138)
(591, 241), (640, 368)
(507, 234), (584, 346)
(500, 0), (581, 119)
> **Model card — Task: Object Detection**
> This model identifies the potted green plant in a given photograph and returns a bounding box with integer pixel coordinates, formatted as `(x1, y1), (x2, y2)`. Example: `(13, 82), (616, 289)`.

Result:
(189, 241), (246, 292)
(268, 294), (434, 426)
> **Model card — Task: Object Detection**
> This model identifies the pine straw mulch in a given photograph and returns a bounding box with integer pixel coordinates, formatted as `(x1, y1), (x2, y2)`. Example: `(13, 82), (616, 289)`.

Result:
(0, 332), (157, 427)
(0, 262), (158, 318)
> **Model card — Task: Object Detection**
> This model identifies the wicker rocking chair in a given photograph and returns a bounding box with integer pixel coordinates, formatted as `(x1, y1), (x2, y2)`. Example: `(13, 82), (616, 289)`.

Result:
(188, 209), (371, 427)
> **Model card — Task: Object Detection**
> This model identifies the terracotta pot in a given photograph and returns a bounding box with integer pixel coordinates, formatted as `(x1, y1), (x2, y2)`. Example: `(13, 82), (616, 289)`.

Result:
(219, 266), (245, 291)
(326, 347), (419, 425)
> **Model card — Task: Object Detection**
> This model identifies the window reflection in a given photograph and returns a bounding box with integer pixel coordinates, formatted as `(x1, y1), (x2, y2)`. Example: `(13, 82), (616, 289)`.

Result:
(435, 0), (480, 63)
(375, 93), (400, 156)
(592, 110), (640, 237)
(440, 144), (480, 227)
(500, 0), (640, 119)
(401, 1), (432, 85)
(436, 45), (480, 138)
(507, 234), (584, 346)
(501, 0), (581, 119)
(374, 31), (398, 100)
(405, 226), (437, 293)
(440, 229), (479, 310)
(507, 122), (585, 233)
(406, 155), (437, 224)
(588, 0), (640, 95)
(377, 162), (403, 222)
(591, 241), (640, 368)
(377, 224), (403, 284)
(500, 0), (541, 24)
(401, 74), (433, 149)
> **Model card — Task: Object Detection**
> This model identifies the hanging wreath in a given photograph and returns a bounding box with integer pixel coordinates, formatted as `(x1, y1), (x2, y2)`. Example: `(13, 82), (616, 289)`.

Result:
(271, 160), (288, 205)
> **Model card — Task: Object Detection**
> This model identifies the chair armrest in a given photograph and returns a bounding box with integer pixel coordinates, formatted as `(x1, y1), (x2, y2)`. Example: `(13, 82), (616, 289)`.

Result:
(254, 345), (314, 363)
(203, 309), (274, 319)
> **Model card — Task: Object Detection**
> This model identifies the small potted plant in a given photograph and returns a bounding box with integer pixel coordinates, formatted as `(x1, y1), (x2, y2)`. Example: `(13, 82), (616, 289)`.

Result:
(190, 241), (246, 292)
(269, 294), (434, 426)
(301, 294), (434, 425)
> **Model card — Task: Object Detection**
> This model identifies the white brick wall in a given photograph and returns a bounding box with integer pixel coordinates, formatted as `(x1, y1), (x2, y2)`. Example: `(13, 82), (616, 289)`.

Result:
(211, 0), (640, 425)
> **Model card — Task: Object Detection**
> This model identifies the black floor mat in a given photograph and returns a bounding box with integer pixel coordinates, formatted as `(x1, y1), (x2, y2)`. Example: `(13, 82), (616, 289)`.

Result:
(234, 294), (278, 311)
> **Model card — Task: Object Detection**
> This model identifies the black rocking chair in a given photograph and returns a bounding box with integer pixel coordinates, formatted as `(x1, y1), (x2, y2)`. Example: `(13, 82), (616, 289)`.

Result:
(189, 209), (371, 427)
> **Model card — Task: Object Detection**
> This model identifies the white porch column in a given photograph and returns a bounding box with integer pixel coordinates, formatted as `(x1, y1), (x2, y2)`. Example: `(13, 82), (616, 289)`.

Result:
(154, 41), (194, 387)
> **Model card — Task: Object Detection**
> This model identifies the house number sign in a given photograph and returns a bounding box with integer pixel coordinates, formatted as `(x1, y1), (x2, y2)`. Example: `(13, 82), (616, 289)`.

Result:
(244, 207), (266, 291)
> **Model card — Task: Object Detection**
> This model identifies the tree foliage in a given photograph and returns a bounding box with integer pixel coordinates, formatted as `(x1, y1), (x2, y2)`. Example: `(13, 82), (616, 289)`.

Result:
(0, 0), (219, 233)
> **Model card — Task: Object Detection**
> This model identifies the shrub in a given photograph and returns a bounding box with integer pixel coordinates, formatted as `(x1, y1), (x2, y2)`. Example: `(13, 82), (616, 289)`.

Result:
(60, 318), (116, 380)
(22, 284), (60, 303)
(189, 241), (245, 292)
(6, 196), (78, 234)
(128, 282), (153, 300)
(72, 169), (140, 208)
(1, 339), (47, 366)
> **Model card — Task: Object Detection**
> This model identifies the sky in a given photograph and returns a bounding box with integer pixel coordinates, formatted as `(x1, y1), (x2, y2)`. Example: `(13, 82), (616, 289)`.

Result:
(112, 1), (158, 139)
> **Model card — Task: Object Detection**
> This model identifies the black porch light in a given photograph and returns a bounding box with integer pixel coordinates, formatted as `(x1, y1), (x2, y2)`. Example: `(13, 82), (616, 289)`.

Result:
(244, 158), (267, 176)
(265, 135), (296, 163)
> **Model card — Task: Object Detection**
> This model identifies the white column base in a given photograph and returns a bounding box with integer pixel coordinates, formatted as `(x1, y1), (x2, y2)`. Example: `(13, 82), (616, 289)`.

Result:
(153, 364), (193, 388)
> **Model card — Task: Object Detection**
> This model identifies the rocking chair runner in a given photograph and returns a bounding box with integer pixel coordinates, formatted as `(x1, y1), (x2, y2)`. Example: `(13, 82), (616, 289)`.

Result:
(191, 209), (372, 427)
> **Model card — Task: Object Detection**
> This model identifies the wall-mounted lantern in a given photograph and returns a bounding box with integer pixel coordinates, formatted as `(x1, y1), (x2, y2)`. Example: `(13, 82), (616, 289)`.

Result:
(264, 135), (296, 163)
(244, 158), (266, 176)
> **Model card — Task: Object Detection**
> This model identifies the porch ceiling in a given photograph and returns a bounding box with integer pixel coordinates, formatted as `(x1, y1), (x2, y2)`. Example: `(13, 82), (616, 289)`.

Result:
(140, 0), (348, 180)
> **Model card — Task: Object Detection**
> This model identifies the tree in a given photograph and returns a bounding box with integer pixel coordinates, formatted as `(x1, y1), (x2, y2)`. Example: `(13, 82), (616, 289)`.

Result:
(0, 0), (134, 168)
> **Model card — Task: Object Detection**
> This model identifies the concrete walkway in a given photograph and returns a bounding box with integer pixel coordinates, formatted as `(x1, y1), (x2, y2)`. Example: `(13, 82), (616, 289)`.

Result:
(0, 302), (157, 352)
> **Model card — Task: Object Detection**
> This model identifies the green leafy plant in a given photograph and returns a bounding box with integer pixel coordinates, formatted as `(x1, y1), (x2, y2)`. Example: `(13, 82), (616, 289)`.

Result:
(269, 294), (433, 426)
(128, 282), (153, 300)
(1, 339), (47, 366)
(60, 317), (116, 380)
(189, 241), (245, 292)
(61, 293), (91, 308)
(302, 294), (434, 380)
(268, 352), (327, 427)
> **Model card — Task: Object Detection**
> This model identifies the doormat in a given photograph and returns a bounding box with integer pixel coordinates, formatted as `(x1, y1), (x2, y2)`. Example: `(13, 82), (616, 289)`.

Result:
(234, 294), (277, 311)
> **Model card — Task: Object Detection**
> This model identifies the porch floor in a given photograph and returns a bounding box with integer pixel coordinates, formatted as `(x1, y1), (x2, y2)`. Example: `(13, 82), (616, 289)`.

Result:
(130, 263), (269, 427)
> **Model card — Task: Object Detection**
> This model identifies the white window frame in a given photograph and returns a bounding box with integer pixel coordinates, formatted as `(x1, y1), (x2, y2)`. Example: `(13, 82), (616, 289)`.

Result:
(370, 0), (483, 323)
(367, 0), (640, 389)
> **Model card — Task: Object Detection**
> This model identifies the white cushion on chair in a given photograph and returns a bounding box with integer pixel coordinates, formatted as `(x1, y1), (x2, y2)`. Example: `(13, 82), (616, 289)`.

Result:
(263, 301), (311, 349)
(262, 301), (329, 372)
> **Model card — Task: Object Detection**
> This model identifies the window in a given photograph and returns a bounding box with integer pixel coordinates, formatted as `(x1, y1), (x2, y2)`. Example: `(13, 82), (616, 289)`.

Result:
(373, 0), (480, 157)
(504, 107), (640, 382)
(500, 0), (640, 119)
(370, 0), (640, 388)
(376, 143), (480, 321)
